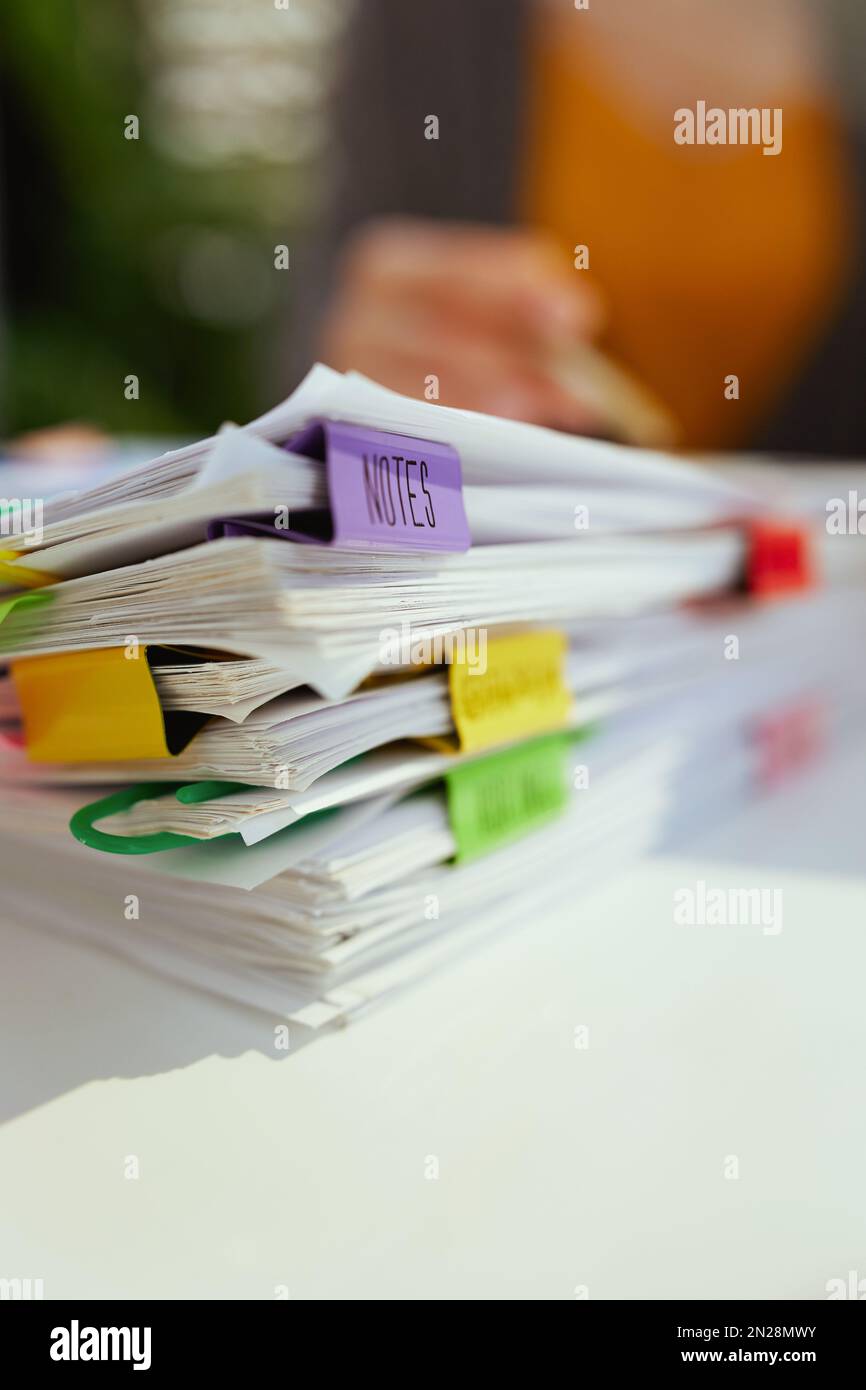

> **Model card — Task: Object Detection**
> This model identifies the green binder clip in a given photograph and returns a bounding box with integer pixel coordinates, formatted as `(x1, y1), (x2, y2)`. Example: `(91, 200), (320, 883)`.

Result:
(69, 780), (249, 855)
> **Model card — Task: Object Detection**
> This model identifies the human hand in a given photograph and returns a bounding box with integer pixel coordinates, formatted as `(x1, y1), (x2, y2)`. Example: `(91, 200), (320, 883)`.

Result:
(318, 219), (609, 433)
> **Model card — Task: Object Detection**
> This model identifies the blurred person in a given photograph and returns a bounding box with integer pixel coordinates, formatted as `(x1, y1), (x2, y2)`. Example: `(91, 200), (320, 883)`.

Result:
(294, 0), (866, 454)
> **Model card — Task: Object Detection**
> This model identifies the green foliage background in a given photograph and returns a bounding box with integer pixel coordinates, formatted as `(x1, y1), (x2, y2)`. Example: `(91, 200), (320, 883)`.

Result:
(0, 0), (303, 436)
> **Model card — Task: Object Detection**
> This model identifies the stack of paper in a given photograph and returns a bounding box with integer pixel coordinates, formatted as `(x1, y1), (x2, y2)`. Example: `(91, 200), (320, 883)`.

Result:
(0, 365), (862, 1030)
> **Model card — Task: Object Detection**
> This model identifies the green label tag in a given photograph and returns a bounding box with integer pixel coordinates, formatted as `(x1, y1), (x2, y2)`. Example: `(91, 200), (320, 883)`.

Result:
(445, 732), (573, 863)
(0, 587), (54, 631)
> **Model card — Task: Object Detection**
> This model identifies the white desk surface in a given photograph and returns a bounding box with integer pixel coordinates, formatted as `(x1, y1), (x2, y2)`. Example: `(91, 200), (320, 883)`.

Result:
(1, 735), (865, 1301)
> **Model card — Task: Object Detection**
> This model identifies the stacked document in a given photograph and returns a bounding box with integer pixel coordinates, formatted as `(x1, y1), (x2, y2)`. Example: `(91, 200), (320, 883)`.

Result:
(0, 365), (861, 1030)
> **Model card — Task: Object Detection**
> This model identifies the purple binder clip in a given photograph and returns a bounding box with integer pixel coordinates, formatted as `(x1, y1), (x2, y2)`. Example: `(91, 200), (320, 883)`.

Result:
(284, 419), (471, 553)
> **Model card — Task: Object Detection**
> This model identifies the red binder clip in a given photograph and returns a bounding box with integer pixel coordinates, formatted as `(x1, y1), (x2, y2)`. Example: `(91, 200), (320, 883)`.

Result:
(745, 520), (813, 598)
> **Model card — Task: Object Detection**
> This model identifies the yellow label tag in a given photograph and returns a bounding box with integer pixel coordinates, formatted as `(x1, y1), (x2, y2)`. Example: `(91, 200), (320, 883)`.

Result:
(446, 629), (571, 754)
(12, 647), (171, 762)
(0, 550), (55, 589)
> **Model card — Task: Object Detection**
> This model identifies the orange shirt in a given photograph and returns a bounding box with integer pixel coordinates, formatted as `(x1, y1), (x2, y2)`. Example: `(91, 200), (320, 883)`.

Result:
(521, 24), (854, 448)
